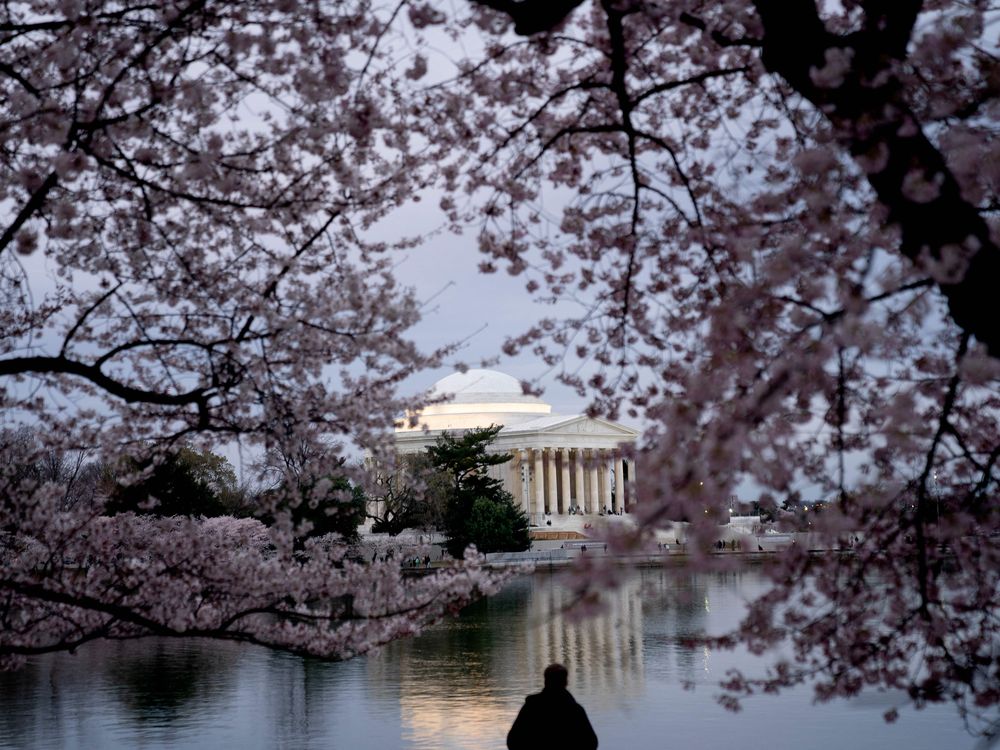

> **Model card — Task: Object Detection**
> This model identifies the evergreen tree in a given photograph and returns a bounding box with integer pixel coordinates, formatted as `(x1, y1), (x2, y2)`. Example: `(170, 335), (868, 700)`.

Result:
(464, 497), (530, 555)
(427, 425), (530, 557)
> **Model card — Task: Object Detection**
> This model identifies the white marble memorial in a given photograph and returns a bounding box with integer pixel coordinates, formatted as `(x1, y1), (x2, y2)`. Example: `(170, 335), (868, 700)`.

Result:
(394, 370), (639, 526)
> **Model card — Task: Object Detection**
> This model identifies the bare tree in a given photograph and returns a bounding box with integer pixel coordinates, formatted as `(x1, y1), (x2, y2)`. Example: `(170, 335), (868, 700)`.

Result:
(368, 453), (448, 535)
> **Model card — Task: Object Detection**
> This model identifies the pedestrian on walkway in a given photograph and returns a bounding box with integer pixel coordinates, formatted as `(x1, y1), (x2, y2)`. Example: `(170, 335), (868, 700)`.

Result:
(507, 663), (598, 750)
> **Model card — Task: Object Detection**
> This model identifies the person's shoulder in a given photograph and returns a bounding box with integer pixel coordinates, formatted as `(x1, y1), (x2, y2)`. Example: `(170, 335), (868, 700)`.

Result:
(563, 692), (592, 718)
(555, 688), (581, 705)
(536, 688), (582, 710)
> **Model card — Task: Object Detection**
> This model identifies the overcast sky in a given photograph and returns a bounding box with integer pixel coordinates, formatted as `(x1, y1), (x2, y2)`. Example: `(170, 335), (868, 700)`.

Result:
(376, 194), (608, 423)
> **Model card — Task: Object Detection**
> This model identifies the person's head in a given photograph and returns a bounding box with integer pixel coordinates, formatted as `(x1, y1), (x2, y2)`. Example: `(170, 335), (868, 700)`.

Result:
(543, 663), (568, 690)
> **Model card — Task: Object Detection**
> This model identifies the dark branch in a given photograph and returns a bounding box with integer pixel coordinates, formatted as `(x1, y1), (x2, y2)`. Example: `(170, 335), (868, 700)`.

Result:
(0, 355), (212, 407)
(470, 0), (586, 36)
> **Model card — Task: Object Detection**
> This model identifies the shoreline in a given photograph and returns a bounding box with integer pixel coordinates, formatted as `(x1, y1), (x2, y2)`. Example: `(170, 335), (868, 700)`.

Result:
(401, 547), (848, 575)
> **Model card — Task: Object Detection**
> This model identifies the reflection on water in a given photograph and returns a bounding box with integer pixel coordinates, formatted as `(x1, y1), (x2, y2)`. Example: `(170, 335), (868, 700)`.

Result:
(385, 572), (651, 749)
(0, 566), (975, 750)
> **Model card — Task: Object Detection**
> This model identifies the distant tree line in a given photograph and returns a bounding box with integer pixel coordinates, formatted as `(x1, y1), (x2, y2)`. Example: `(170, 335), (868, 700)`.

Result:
(2, 424), (528, 555)
(0, 427), (365, 546)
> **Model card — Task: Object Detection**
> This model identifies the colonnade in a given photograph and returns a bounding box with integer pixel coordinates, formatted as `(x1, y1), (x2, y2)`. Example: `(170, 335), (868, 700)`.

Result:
(489, 447), (634, 523)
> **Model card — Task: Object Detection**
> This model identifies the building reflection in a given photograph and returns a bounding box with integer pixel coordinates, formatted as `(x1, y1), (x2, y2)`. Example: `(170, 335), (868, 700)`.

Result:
(371, 569), (702, 749)
(251, 652), (317, 746)
(526, 574), (645, 707)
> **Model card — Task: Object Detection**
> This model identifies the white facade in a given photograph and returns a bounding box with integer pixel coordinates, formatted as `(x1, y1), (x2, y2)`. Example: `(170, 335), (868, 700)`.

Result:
(394, 370), (639, 526)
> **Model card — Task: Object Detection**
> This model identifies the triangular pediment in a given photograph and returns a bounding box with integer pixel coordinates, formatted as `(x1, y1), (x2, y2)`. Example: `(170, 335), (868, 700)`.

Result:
(502, 414), (638, 439)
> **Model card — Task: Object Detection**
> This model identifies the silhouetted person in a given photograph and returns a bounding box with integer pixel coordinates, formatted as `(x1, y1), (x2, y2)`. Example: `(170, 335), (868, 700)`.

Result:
(507, 663), (598, 750)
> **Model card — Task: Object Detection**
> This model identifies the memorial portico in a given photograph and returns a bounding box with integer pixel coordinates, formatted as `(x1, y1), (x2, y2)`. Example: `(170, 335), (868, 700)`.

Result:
(394, 370), (639, 526)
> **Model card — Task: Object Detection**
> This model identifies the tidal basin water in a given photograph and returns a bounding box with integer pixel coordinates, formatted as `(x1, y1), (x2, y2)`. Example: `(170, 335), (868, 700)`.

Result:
(0, 565), (979, 750)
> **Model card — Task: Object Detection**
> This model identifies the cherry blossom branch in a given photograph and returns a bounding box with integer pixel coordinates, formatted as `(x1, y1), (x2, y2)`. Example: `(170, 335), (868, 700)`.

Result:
(749, 0), (1000, 356)
(632, 65), (751, 105)
(477, 0), (1000, 356)
(913, 332), (970, 616)
(677, 12), (763, 49)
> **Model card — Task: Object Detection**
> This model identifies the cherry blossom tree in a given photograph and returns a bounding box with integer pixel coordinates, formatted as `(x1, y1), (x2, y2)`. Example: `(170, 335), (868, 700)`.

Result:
(405, 0), (1000, 735)
(0, 0), (505, 673)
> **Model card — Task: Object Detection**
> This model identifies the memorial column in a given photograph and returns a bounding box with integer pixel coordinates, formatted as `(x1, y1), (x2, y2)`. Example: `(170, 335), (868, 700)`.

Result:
(625, 457), (635, 508)
(614, 453), (626, 513)
(598, 453), (607, 513)
(533, 448), (545, 524)
(588, 450), (600, 515)
(560, 448), (571, 516)
(545, 448), (558, 516)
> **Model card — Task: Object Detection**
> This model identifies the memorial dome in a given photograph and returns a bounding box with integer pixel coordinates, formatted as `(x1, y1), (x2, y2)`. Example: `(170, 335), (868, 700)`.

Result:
(429, 369), (543, 405)
(397, 369), (551, 432)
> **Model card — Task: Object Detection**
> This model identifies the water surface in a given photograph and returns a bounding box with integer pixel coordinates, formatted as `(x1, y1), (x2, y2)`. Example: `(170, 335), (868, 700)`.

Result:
(0, 566), (977, 749)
